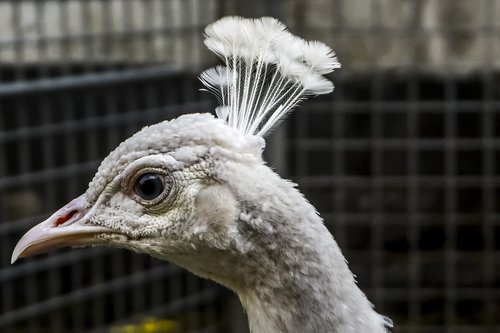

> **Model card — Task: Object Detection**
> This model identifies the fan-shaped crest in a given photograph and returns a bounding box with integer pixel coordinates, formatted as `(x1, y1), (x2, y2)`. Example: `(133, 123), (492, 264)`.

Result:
(200, 16), (341, 137)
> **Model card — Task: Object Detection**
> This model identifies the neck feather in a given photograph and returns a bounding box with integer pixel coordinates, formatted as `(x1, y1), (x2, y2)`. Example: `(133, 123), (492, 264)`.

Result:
(227, 164), (390, 333)
(237, 232), (389, 333)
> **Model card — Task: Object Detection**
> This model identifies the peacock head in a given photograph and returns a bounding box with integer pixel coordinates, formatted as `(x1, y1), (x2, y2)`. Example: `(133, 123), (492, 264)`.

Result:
(12, 114), (269, 284)
(12, 16), (339, 289)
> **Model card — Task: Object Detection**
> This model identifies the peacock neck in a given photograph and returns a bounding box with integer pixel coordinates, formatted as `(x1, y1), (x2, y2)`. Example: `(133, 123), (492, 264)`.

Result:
(235, 224), (389, 333)
(226, 164), (389, 333)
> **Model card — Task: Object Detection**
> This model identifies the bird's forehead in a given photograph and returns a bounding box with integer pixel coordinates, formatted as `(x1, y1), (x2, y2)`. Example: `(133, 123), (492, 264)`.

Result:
(84, 113), (264, 205)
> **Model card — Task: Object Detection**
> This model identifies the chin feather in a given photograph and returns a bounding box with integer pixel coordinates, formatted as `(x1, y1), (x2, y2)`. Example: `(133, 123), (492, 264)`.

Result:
(200, 16), (340, 137)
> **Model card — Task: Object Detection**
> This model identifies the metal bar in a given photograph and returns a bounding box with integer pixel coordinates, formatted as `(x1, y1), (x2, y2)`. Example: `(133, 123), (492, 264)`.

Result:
(0, 101), (213, 143)
(0, 66), (183, 96)
(40, 96), (64, 332)
(481, 0), (496, 327)
(0, 160), (99, 190)
(0, 264), (183, 326)
(369, 0), (384, 310)
(0, 248), (111, 284)
(443, 40), (458, 333)
(291, 139), (497, 150)
(295, 175), (498, 186)
(298, 100), (500, 111)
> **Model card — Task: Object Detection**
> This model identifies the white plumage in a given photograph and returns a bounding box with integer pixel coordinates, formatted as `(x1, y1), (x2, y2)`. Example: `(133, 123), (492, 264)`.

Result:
(200, 16), (340, 136)
(12, 16), (391, 333)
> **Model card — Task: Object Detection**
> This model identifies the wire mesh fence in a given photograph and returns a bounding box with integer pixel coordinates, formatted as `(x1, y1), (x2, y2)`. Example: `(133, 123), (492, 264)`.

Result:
(286, 1), (500, 332)
(0, 0), (499, 332)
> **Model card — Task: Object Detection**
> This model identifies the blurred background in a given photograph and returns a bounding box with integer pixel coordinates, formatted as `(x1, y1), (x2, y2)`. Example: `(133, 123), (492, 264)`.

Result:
(0, 0), (499, 332)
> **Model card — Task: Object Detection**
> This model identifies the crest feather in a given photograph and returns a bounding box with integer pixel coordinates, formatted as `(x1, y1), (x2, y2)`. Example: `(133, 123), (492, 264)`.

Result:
(200, 16), (340, 137)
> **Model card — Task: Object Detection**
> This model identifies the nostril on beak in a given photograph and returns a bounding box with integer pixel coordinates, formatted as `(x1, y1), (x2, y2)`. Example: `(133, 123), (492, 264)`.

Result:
(49, 195), (88, 228)
(55, 210), (79, 227)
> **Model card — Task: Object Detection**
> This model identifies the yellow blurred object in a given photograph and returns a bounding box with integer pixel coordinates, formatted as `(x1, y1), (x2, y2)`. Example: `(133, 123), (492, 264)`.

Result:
(109, 317), (177, 333)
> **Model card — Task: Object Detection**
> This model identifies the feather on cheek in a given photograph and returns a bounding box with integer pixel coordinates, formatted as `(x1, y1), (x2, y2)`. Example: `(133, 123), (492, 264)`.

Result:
(192, 184), (239, 233)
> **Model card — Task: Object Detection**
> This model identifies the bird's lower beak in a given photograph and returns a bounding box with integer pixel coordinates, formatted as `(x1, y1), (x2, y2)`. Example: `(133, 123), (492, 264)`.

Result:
(11, 195), (112, 264)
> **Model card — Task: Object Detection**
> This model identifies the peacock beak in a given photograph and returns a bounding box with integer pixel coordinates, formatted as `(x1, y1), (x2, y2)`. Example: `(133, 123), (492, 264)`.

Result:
(11, 195), (112, 264)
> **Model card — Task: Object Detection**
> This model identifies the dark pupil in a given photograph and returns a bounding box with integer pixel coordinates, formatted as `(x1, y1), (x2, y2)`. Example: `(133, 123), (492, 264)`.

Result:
(136, 173), (164, 200)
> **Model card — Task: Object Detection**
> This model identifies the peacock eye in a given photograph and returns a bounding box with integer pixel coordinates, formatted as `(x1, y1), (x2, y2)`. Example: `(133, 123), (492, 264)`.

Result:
(134, 173), (165, 201)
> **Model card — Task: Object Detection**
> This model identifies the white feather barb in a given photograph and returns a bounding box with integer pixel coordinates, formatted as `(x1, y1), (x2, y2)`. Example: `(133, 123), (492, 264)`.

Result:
(200, 16), (340, 137)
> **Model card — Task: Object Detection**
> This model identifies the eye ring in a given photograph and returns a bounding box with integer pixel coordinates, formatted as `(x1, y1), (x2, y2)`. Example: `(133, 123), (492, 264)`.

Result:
(130, 168), (172, 206)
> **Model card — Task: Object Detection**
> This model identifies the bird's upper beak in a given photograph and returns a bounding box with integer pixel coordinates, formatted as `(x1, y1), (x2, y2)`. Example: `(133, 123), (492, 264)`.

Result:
(11, 195), (112, 264)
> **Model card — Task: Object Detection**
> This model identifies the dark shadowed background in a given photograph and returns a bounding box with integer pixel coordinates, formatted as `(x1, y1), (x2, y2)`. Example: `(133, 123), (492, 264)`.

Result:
(0, 0), (499, 332)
